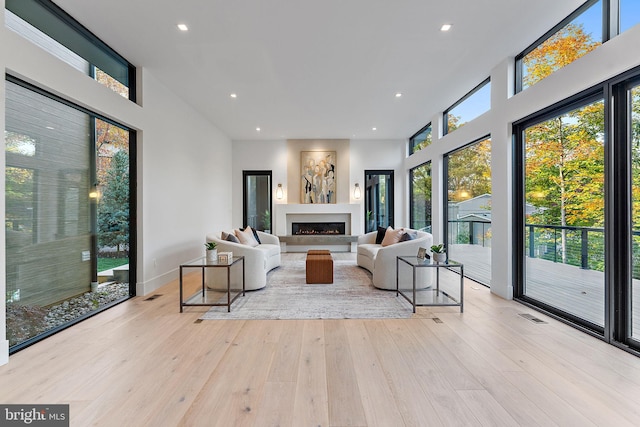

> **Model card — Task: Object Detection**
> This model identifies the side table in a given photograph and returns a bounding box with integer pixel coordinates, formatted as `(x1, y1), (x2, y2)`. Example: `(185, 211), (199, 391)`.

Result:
(396, 256), (464, 313)
(179, 256), (245, 312)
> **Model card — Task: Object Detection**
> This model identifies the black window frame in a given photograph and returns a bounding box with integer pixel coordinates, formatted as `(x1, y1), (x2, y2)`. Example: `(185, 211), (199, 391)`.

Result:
(6, 0), (136, 102)
(6, 74), (137, 354)
(515, 0), (608, 94)
(364, 170), (395, 233)
(409, 161), (432, 232)
(443, 78), (491, 136)
(409, 123), (432, 155)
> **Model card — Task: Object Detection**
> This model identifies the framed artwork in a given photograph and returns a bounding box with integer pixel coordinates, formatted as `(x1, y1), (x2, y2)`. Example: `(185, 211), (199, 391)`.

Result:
(301, 151), (336, 204)
(417, 247), (428, 260)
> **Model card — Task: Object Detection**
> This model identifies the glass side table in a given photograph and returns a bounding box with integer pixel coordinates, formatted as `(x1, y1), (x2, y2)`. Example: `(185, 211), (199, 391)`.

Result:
(396, 256), (464, 313)
(179, 256), (245, 312)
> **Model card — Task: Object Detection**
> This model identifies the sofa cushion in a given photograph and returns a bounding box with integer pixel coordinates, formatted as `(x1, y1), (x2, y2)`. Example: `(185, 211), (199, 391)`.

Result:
(400, 230), (417, 242)
(375, 226), (387, 244)
(381, 227), (404, 247)
(241, 226), (261, 244)
(222, 231), (240, 243)
(235, 226), (260, 247)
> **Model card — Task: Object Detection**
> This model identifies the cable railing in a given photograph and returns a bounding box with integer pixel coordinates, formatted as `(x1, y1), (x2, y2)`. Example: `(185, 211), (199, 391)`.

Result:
(447, 220), (629, 274)
(525, 223), (605, 271)
(448, 219), (492, 247)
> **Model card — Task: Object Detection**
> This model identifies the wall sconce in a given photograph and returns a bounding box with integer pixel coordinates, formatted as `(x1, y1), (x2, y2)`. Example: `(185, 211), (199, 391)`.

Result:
(354, 183), (361, 199)
(276, 183), (284, 200)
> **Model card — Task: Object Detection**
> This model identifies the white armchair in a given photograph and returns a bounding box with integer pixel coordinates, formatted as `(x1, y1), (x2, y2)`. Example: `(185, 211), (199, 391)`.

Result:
(205, 230), (281, 291)
(357, 229), (434, 290)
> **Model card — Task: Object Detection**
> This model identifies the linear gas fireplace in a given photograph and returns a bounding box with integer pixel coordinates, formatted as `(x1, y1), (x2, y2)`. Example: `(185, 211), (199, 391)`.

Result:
(292, 222), (346, 235)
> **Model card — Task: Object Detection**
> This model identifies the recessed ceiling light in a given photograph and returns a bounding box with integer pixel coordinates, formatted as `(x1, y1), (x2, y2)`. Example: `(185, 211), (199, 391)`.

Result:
(230, 93), (237, 98)
(177, 24), (189, 31)
(372, 127), (377, 131)
(395, 93), (402, 98)
(440, 24), (452, 32)
(256, 127), (261, 132)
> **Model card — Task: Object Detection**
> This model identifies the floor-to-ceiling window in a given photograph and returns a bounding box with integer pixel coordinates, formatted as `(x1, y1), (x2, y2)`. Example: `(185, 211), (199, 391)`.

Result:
(5, 78), (135, 352)
(612, 73), (640, 350)
(444, 138), (492, 285)
(409, 162), (431, 232)
(243, 171), (272, 232)
(364, 170), (394, 233)
(517, 95), (605, 329)
(631, 81), (640, 342)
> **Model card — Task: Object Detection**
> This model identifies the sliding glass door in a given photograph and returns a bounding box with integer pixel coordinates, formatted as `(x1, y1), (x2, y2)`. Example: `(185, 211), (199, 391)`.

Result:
(516, 94), (606, 330)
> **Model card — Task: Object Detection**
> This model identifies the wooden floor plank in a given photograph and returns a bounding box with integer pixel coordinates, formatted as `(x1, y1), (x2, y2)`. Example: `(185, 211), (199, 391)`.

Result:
(291, 320), (329, 427)
(343, 320), (405, 427)
(364, 320), (444, 426)
(324, 319), (368, 426)
(457, 389), (519, 427)
(420, 318), (560, 427)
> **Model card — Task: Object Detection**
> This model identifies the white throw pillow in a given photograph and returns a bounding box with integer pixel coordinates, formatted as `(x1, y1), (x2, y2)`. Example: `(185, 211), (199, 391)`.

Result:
(235, 226), (260, 247)
(381, 226), (405, 247)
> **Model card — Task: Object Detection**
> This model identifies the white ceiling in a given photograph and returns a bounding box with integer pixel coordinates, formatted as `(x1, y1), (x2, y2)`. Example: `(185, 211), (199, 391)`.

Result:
(56, 0), (584, 141)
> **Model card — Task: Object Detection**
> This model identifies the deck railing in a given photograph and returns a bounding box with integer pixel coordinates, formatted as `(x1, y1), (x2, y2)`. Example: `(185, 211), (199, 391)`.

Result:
(525, 224), (605, 271)
(448, 220), (608, 271)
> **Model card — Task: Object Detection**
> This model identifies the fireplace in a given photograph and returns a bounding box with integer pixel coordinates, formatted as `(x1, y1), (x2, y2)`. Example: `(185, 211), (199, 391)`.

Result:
(292, 222), (346, 235)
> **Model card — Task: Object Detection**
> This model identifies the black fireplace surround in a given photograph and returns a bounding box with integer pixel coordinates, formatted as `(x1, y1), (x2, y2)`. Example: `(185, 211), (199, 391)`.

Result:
(292, 222), (346, 235)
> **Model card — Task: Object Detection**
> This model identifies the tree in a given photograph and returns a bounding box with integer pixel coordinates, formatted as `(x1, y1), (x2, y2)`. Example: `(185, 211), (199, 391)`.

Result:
(523, 23), (600, 88)
(98, 150), (129, 255)
(447, 139), (491, 202)
(96, 118), (129, 186)
(411, 163), (432, 230)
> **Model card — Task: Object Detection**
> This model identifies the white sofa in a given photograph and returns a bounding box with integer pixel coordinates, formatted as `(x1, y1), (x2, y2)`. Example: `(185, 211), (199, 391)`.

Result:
(205, 230), (281, 291)
(357, 228), (434, 290)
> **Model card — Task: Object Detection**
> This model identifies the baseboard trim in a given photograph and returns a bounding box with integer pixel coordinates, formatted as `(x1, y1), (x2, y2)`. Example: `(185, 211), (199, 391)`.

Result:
(137, 269), (178, 296)
(0, 339), (9, 366)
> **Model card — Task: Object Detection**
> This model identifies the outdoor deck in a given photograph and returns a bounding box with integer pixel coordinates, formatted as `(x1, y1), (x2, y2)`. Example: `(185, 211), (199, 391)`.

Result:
(450, 244), (640, 334)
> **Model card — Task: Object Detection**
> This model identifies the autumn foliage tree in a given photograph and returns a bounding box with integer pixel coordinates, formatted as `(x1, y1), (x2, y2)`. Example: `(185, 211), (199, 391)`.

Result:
(522, 23), (600, 88)
(447, 139), (492, 202)
(411, 163), (432, 230)
(524, 23), (604, 265)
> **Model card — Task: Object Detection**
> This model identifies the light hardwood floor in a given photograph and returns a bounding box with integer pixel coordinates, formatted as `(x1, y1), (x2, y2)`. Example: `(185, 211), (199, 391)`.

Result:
(2, 254), (640, 426)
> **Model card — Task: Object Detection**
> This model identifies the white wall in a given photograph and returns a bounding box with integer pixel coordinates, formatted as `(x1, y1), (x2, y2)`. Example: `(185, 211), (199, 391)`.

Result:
(1, 9), (232, 364)
(350, 139), (407, 228)
(135, 70), (233, 295)
(231, 139), (288, 231)
(231, 138), (406, 233)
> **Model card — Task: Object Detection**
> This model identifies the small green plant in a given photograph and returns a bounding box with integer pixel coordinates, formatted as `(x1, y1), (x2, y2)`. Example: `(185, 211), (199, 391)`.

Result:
(204, 242), (217, 250)
(430, 243), (446, 253)
(262, 210), (271, 230)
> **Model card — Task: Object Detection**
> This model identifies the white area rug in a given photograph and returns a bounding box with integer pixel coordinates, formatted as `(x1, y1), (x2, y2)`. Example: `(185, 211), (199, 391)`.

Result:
(200, 260), (412, 320)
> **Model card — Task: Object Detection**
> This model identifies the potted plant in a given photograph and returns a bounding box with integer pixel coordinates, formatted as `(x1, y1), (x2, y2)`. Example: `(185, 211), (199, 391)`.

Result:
(262, 210), (271, 234)
(205, 242), (217, 263)
(430, 243), (447, 263)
